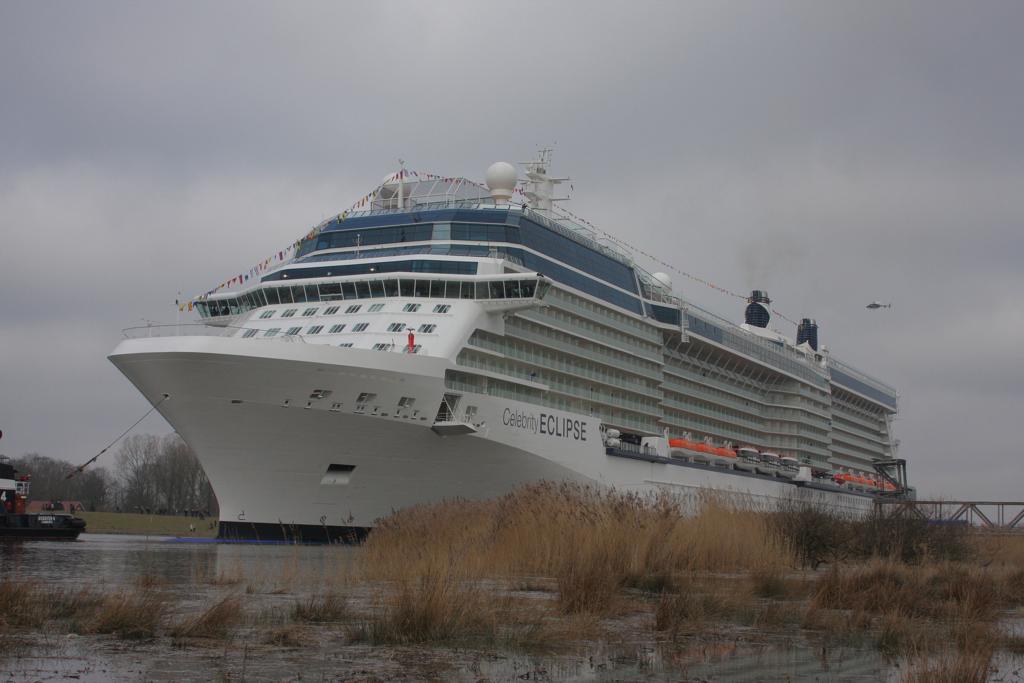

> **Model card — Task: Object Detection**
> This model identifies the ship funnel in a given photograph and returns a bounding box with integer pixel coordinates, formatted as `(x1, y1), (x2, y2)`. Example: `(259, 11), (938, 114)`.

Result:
(744, 290), (771, 328)
(797, 318), (819, 351)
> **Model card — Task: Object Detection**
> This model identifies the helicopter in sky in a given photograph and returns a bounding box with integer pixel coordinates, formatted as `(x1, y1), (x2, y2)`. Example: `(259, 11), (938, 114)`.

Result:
(866, 301), (892, 310)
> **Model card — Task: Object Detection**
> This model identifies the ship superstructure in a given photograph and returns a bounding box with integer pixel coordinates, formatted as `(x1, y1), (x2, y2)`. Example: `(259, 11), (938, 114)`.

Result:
(110, 156), (902, 541)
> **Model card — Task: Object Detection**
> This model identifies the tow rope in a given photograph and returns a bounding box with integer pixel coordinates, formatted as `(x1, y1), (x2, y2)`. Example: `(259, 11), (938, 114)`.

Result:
(65, 393), (171, 479)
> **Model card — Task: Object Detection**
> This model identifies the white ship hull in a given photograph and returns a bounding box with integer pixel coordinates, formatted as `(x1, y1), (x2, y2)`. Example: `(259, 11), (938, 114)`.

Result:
(110, 335), (874, 541)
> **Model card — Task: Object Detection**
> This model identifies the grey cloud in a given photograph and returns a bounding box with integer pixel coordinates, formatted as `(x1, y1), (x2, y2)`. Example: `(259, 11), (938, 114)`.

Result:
(1, 1), (1022, 499)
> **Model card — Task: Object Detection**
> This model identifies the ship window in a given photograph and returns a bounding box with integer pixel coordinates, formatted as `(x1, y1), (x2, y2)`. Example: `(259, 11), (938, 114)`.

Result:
(397, 396), (415, 408)
(368, 303), (385, 312)
(324, 306), (340, 315)
(328, 324), (346, 333)
(319, 283), (341, 299)
(352, 322), (369, 332)
(242, 329), (258, 338)
(372, 343), (394, 351)
(433, 304), (451, 313)
(383, 278), (399, 297)
(292, 286), (307, 303)
(285, 326), (302, 336)
(264, 328), (281, 337)
(369, 280), (385, 298)
(489, 281), (504, 299)
(403, 303), (419, 312)
(418, 324), (436, 334)
(320, 464), (355, 486)
(341, 282), (357, 299)
(302, 307), (319, 317)
(281, 309), (297, 318)
(338, 342), (354, 347)
(397, 278), (413, 297)
(506, 281), (522, 299)
(305, 284), (319, 301)
(307, 325), (324, 335)
(404, 344), (421, 354)
(414, 279), (430, 297)
(460, 282), (474, 299)
(264, 288), (280, 305)
(430, 280), (445, 298)
(259, 310), (275, 319)
(387, 322), (405, 332)
(345, 305), (361, 314)
(355, 281), (371, 299)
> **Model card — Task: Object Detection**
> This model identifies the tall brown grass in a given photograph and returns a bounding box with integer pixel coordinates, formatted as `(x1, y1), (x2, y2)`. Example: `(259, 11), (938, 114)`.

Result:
(292, 593), (348, 622)
(170, 595), (244, 640)
(0, 580), (162, 638)
(810, 560), (1005, 621)
(88, 591), (166, 639)
(901, 648), (993, 683)
(361, 483), (790, 589)
(351, 562), (505, 644)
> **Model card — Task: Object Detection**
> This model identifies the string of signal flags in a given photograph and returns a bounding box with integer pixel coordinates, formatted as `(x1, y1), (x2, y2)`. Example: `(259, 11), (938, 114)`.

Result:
(180, 168), (801, 328)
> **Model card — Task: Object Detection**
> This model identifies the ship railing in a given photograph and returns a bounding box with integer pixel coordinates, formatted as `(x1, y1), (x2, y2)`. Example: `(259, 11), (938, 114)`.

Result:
(121, 323), (306, 343)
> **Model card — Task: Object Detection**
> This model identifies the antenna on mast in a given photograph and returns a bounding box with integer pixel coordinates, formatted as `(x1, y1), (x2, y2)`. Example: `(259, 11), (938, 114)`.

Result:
(520, 147), (570, 211)
(397, 158), (406, 210)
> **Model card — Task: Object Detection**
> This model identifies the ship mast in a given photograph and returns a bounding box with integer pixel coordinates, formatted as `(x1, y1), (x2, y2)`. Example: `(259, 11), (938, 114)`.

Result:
(521, 148), (570, 211)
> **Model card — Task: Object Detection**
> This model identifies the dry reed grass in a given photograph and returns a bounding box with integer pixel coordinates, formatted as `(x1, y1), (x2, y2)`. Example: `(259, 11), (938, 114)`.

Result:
(810, 560), (1004, 622)
(900, 648), (994, 683)
(88, 591), (166, 639)
(292, 593), (348, 622)
(352, 563), (502, 644)
(264, 624), (309, 647)
(170, 595), (244, 640)
(360, 483), (791, 617)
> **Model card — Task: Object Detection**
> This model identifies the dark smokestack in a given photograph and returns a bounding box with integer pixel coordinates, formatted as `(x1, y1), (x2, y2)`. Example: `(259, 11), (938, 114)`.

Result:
(797, 318), (819, 350)
(744, 290), (771, 328)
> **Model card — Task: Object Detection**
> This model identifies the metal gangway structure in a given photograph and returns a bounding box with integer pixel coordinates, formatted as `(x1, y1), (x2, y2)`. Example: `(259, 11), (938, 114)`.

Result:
(874, 499), (1024, 531)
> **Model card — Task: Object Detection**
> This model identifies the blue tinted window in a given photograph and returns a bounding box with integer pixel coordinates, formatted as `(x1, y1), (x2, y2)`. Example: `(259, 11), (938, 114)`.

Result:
(262, 260), (478, 282)
(517, 217), (637, 294)
(685, 314), (724, 343)
(829, 368), (898, 409)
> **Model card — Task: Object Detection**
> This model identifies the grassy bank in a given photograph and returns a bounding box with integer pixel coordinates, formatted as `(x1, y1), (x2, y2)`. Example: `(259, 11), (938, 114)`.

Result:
(78, 511), (217, 538)
(5, 485), (1024, 681)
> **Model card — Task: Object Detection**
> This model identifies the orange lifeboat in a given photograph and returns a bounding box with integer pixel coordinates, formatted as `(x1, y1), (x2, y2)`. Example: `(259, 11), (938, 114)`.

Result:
(669, 438), (695, 450)
(714, 447), (736, 458)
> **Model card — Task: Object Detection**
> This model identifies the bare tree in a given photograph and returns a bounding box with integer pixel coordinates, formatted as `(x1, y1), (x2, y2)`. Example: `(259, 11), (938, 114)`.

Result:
(12, 453), (112, 511)
(114, 434), (217, 515)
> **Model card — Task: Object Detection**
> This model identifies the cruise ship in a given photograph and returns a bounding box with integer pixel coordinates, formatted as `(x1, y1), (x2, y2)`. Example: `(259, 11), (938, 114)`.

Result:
(110, 154), (905, 542)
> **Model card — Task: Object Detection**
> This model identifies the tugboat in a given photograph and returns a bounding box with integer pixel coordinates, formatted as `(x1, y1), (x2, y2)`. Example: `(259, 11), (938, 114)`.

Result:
(1, 453), (86, 540)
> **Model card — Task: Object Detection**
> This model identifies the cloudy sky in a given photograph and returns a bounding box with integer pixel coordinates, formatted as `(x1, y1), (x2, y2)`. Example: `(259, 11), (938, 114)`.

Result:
(1, 2), (1021, 499)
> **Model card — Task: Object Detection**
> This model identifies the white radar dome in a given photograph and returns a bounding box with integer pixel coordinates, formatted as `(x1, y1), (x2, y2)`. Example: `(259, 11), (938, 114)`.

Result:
(485, 161), (517, 203)
(652, 272), (673, 291)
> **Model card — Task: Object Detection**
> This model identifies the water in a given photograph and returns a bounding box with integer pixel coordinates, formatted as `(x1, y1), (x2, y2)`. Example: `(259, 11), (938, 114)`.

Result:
(2, 535), (1020, 682)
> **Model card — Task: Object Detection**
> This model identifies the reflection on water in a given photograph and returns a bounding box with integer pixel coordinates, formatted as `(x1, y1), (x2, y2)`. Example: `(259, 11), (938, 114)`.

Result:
(1, 533), (356, 588)
(3, 535), (1020, 682)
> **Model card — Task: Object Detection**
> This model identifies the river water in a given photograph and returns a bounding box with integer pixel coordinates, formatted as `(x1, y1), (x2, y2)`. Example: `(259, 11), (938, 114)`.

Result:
(1, 535), (1020, 682)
